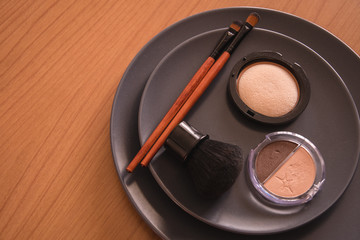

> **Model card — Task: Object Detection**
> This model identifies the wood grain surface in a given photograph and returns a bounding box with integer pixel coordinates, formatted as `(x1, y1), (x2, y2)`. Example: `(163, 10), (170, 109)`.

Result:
(1, 0), (359, 239)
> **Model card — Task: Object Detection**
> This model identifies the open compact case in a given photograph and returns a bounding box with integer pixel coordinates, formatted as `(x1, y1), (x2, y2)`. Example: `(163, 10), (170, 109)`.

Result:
(247, 131), (325, 206)
(111, 7), (360, 239)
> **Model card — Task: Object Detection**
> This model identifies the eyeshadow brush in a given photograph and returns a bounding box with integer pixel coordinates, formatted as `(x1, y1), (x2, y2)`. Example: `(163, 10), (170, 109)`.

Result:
(126, 21), (242, 172)
(139, 12), (260, 168)
(165, 121), (243, 198)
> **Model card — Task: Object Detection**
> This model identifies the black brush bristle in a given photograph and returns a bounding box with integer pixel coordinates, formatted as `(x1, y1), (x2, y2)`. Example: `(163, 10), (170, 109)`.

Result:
(185, 139), (243, 198)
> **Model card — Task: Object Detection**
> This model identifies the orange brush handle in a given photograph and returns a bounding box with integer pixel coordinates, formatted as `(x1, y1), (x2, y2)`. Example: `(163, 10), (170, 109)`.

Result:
(140, 52), (231, 167)
(126, 57), (215, 172)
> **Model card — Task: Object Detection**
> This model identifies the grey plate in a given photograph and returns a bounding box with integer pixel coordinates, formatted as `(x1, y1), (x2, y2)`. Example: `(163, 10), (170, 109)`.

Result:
(138, 27), (360, 234)
(111, 7), (360, 239)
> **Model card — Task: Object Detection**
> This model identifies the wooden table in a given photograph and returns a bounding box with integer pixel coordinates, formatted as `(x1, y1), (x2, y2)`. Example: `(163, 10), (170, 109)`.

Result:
(1, 0), (359, 239)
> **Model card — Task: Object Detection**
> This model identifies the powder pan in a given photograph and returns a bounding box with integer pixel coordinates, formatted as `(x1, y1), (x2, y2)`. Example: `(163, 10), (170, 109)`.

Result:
(247, 131), (326, 206)
(228, 51), (310, 125)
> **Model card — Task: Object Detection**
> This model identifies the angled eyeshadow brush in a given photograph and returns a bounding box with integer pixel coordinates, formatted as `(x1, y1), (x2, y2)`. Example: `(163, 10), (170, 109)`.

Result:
(139, 12), (260, 167)
(126, 21), (242, 172)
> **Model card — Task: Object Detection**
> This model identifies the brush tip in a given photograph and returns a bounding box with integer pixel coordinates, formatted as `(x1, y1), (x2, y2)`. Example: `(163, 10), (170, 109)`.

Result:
(246, 12), (260, 27)
(230, 21), (242, 32)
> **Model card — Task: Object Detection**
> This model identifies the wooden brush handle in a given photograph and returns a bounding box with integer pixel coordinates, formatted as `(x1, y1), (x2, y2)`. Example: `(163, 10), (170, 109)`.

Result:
(140, 52), (231, 167)
(126, 57), (215, 172)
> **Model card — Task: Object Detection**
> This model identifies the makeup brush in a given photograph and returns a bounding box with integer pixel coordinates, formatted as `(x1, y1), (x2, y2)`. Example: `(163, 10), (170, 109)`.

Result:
(139, 12), (260, 168)
(126, 21), (242, 172)
(165, 121), (243, 198)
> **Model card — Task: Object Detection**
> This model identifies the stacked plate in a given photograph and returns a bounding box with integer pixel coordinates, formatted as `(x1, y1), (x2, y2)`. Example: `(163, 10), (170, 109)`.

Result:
(111, 7), (360, 239)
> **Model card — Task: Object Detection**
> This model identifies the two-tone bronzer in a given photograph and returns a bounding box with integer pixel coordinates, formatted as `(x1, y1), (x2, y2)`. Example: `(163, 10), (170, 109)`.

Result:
(248, 131), (325, 206)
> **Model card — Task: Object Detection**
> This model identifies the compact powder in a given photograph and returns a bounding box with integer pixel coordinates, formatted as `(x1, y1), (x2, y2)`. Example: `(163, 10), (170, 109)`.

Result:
(237, 62), (300, 117)
(248, 132), (325, 206)
(228, 52), (310, 125)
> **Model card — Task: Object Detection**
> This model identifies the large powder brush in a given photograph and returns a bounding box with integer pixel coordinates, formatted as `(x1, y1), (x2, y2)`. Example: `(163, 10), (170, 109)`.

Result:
(165, 121), (243, 198)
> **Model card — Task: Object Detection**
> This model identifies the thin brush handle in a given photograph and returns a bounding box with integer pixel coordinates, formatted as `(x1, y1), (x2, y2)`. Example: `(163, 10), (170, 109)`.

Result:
(140, 13), (259, 167)
(140, 52), (231, 167)
(126, 57), (215, 172)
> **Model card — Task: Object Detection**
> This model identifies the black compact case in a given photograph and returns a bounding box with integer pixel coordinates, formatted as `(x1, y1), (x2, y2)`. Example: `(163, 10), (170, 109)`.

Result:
(228, 51), (310, 125)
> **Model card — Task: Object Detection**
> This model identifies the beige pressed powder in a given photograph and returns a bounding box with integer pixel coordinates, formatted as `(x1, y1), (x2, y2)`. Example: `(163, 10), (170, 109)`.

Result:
(228, 52), (310, 125)
(237, 62), (300, 117)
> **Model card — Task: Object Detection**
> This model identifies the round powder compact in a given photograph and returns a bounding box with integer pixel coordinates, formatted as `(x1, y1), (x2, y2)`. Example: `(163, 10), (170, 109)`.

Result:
(228, 51), (310, 124)
(247, 131), (325, 206)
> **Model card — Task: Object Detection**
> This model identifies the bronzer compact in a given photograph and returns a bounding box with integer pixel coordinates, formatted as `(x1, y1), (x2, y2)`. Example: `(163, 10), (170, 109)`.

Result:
(228, 51), (310, 124)
(248, 131), (325, 206)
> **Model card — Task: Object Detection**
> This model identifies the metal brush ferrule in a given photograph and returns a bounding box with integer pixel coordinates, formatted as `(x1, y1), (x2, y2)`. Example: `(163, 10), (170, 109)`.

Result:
(210, 23), (241, 60)
(165, 121), (208, 162)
